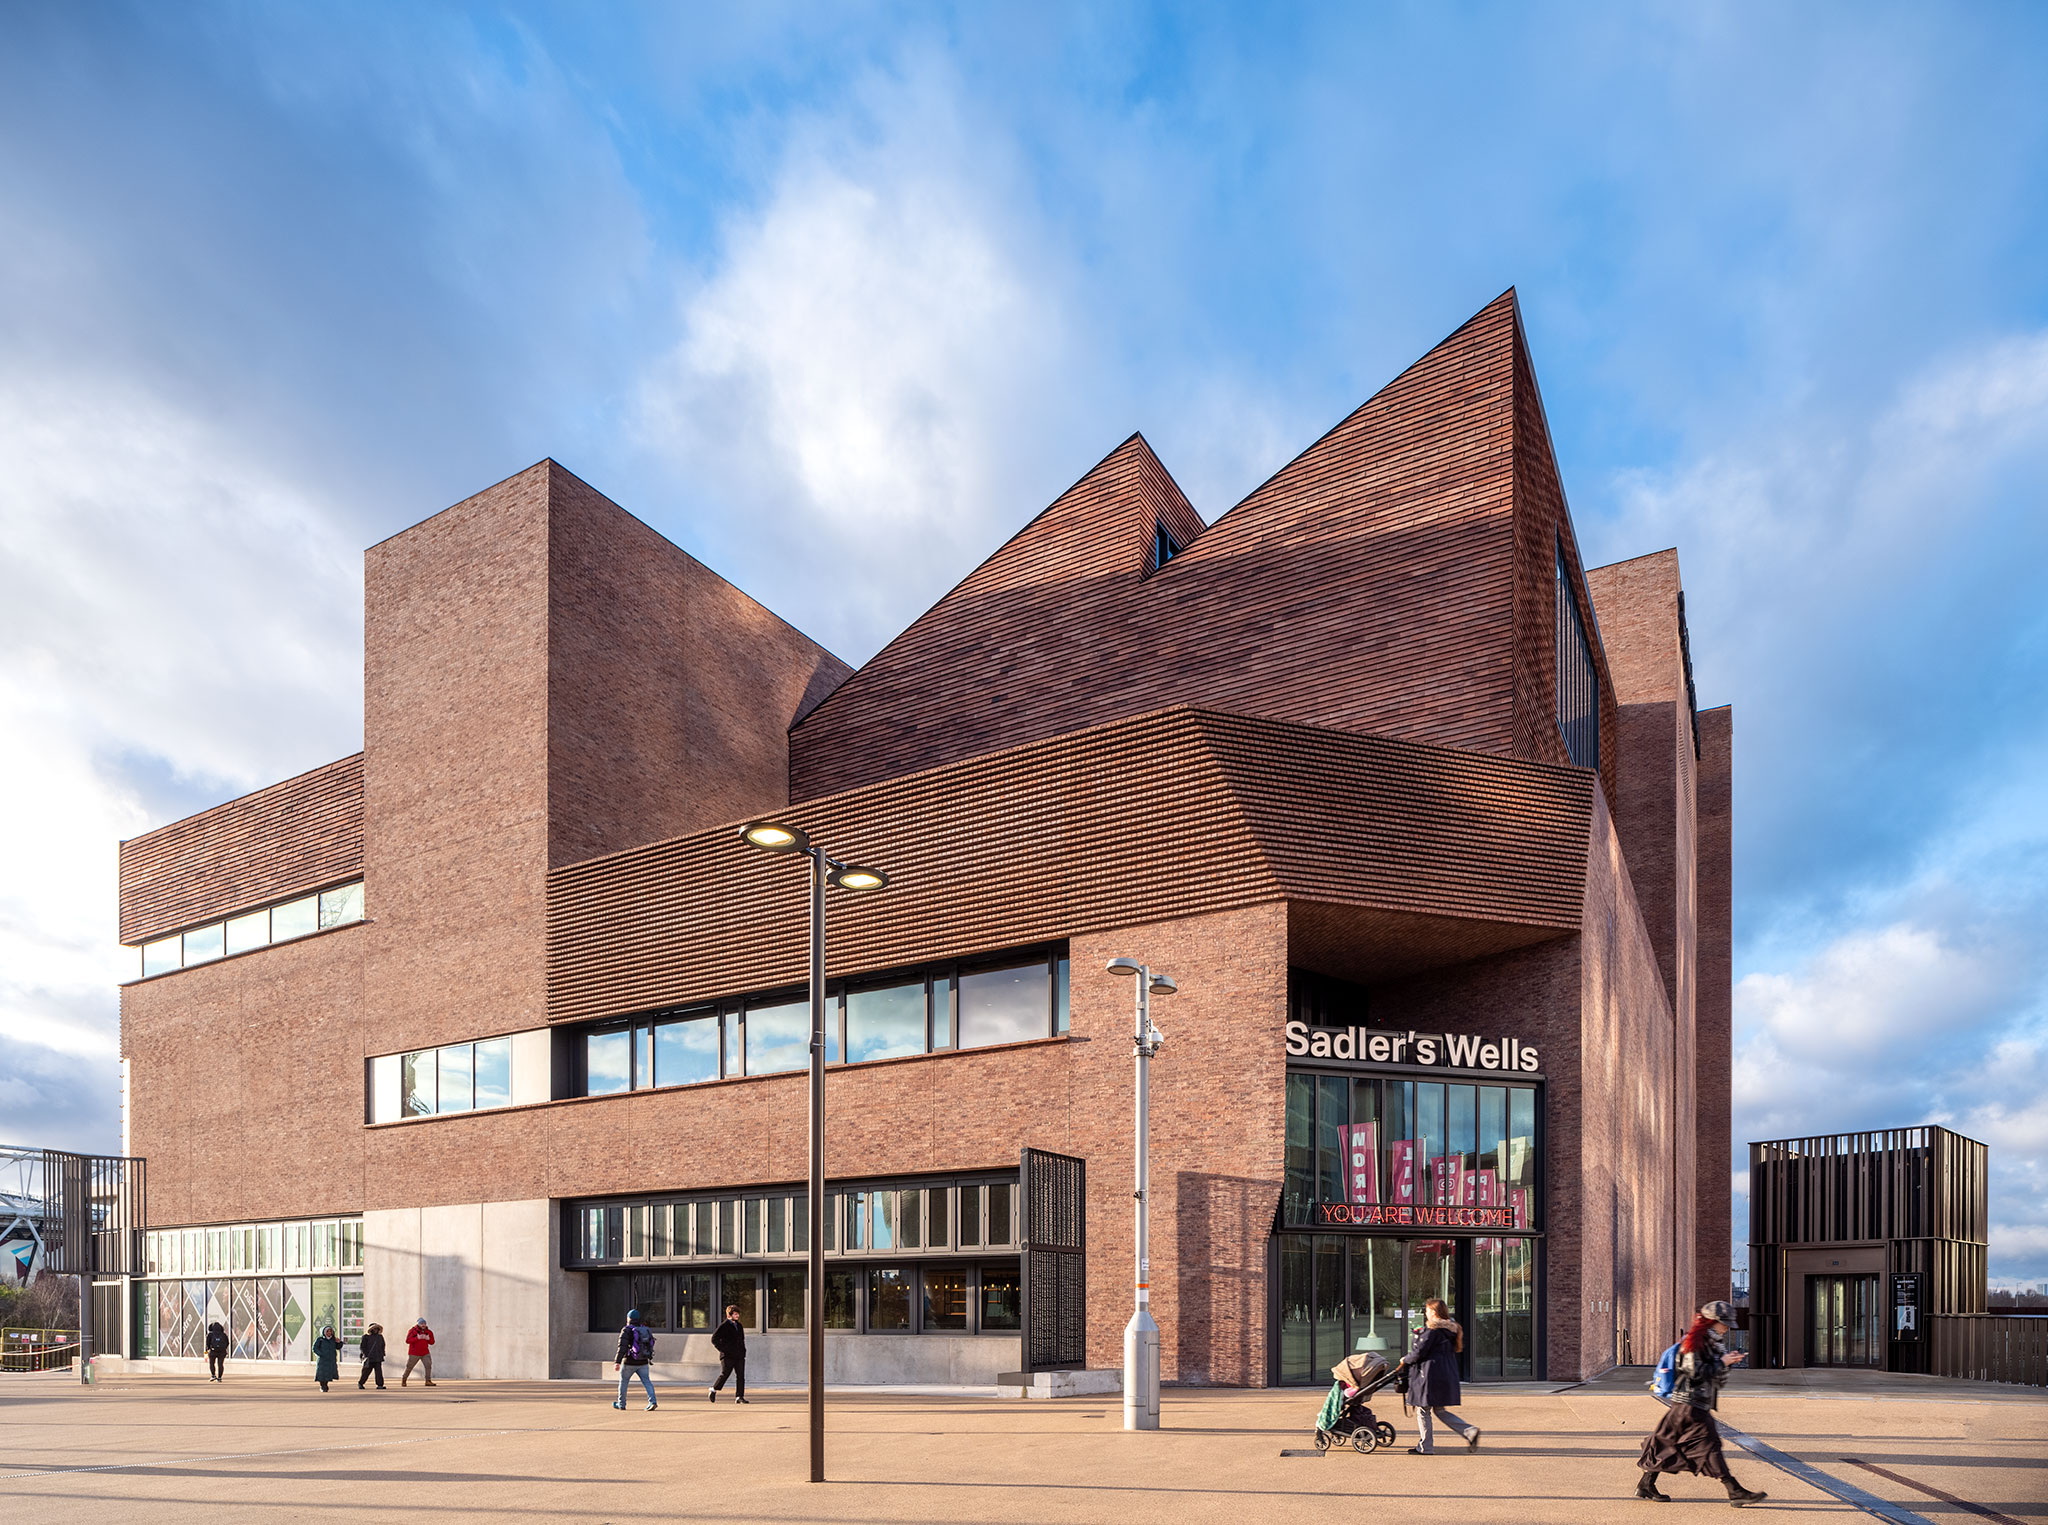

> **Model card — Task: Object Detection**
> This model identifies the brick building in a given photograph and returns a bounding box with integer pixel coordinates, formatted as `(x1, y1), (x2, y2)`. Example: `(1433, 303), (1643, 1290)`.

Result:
(110, 289), (1732, 1386)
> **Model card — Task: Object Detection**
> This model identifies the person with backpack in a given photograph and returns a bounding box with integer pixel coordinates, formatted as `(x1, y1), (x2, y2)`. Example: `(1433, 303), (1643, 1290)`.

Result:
(1396, 1296), (1480, 1454)
(1636, 1300), (1767, 1506)
(204, 1321), (228, 1382)
(400, 1317), (436, 1386)
(708, 1304), (748, 1403)
(613, 1307), (657, 1410)
(357, 1322), (387, 1390)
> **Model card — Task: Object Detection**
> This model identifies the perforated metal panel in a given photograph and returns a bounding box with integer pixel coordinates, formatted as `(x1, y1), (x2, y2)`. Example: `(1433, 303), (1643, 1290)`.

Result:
(1020, 1148), (1086, 1372)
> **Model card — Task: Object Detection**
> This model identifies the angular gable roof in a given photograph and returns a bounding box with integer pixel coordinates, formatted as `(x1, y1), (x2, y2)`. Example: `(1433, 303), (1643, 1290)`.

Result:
(791, 290), (1605, 803)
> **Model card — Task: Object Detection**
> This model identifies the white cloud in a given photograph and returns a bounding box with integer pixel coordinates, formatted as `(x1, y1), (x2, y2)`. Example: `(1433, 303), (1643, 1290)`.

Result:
(0, 371), (362, 1148)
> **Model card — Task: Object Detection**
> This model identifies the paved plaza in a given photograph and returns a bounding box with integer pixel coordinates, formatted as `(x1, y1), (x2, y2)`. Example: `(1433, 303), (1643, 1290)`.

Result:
(3, 1367), (2043, 1524)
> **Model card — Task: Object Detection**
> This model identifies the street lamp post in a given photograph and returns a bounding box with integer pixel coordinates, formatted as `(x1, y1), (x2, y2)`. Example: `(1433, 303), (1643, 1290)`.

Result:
(740, 821), (888, 1483)
(1105, 956), (1174, 1431)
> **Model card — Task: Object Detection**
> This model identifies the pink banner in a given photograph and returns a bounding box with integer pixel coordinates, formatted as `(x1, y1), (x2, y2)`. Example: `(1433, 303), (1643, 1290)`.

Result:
(1432, 1154), (1464, 1206)
(1389, 1139), (1415, 1205)
(1509, 1186), (1528, 1229)
(1476, 1168), (1499, 1208)
(1340, 1121), (1379, 1203)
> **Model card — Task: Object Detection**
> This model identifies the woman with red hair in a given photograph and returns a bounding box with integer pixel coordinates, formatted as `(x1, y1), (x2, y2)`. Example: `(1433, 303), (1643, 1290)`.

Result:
(1635, 1301), (1767, 1506)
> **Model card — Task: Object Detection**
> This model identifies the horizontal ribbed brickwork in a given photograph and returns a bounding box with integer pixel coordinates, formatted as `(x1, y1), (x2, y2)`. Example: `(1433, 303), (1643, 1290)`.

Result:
(547, 707), (1593, 1023)
(119, 753), (365, 943)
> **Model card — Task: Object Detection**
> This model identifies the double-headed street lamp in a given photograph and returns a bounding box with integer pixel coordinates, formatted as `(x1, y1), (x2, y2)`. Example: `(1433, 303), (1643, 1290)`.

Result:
(1105, 956), (1175, 1432)
(740, 820), (889, 1484)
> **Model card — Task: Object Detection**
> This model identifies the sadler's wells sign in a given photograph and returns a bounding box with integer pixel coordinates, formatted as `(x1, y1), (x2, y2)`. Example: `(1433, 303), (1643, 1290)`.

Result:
(1285, 1022), (1540, 1074)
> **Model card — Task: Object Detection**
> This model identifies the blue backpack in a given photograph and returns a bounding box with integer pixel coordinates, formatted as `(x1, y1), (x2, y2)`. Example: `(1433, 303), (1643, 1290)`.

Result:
(626, 1324), (654, 1363)
(1649, 1340), (1682, 1400)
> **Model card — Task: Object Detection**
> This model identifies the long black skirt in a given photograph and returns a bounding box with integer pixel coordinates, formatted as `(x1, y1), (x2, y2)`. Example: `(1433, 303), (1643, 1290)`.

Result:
(1638, 1402), (1731, 1479)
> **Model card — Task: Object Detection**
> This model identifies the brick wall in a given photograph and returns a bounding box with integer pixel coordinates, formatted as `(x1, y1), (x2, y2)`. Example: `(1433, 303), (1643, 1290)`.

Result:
(1695, 705), (1733, 1304)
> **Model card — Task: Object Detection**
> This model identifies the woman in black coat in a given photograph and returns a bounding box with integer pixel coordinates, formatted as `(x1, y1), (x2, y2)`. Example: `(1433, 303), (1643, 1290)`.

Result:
(357, 1323), (387, 1390)
(1636, 1301), (1766, 1505)
(1398, 1297), (1480, 1454)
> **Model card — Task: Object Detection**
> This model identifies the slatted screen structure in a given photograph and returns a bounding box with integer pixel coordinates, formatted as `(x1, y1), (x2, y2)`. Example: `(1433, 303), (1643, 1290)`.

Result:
(38, 1149), (147, 1277)
(1929, 1315), (2048, 1387)
(1019, 1148), (1087, 1372)
(1748, 1127), (1988, 1373)
(1555, 541), (1600, 770)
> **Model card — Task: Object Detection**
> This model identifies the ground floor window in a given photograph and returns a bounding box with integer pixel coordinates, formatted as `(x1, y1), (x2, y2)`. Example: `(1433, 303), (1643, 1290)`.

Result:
(587, 1261), (1019, 1336)
(135, 1275), (365, 1361)
(1275, 1234), (1534, 1383)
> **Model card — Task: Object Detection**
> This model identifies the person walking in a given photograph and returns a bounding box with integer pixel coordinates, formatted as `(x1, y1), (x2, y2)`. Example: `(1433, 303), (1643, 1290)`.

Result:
(400, 1317), (437, 1387)
(204, 1320), (228, 1382)
(311, 1325), (343, 1393)
(708, 1304), (748, 1403)
(358, 1322), (387, 1390)
(1636, 1300), (1767, 1506)
(1398, 1297), (1481, 1454)
(612, 1307), (658, 1411)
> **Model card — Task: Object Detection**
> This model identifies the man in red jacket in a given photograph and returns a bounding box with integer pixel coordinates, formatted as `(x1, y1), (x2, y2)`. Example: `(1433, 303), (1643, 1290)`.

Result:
(400, 1317), (437, 1387)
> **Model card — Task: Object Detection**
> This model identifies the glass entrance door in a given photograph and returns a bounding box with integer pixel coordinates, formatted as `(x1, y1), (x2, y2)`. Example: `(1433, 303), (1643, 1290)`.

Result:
(1277, 1235), (1497, 1382)
(1808, 1275), (1881, 1366)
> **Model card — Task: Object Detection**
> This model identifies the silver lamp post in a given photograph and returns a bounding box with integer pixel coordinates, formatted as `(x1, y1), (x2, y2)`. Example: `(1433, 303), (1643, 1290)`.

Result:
(740, 821), (889, 1483)
(1105, 956), (1174, 1431)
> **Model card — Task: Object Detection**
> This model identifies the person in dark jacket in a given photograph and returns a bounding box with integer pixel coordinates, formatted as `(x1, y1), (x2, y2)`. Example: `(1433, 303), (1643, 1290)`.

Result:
(204, 1321), (228, 1382)
(613, 1307), (658, 1411)
(357, 1323), (387, 1390)
(1398, 1298), (1480, 1454)
(311, 1325), (343, 1393)
(708, 1304), (748, 1403)
(1636, 1301), (1767, 1506)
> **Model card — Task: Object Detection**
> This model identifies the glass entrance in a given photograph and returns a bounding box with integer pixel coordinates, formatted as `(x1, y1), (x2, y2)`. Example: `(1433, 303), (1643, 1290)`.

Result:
(1808, 1274), (1881, 1367)
(1278, 1235), (1529, 1383)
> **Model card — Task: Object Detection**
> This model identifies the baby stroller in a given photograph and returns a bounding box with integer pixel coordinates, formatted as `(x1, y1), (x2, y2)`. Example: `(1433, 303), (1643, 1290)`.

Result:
(1313, 1351), (1403, 1453)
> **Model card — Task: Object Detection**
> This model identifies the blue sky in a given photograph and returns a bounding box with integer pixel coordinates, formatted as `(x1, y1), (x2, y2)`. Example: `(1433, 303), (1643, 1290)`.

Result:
(3, 3), (2045, 1281)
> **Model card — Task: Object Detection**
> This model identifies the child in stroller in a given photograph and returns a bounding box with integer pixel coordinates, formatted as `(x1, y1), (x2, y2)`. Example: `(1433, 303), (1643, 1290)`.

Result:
(1314, 1351), (1402, 1453)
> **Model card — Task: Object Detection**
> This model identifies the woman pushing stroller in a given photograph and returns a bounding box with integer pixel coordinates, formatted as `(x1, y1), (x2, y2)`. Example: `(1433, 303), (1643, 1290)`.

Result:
(1396, 1297), (1481, 1455)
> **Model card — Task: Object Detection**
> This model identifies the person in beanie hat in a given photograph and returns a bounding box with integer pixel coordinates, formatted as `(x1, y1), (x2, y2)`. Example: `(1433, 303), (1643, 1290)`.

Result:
(1635, 1300), (1767, 1506)
(612, 1307), (657, 1410)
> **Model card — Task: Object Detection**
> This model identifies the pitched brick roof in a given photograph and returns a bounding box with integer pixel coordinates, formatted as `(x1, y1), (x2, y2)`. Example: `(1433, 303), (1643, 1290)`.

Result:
(119, 752), (365, 943)
(790, 289), (1615, 806)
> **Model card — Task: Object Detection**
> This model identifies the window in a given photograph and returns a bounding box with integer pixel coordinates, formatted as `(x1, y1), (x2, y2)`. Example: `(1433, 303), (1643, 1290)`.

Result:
(927, 1187), (949, 1248)
(923, 1268), (968, 1331)
(1556, 542), (1600, 770)
(958, 962), (1052, 1049)
(767, 1197), (787, 1254)
(583, 1207), (608, 1260)
(225, 909), (269, 955)
(626, 1205), (647, 1258)
(769, 1269), (806, 1329)
(653, 1013), (719, 1087)
(825, 1271), (858, 1329)
(899, 1189), (922, 1249)
(980, 1264), (1021, 1330)
(632, 1273), (670, 1329)
(986, 1182), (1014, 1246)
(744, 1199), (762, 1256)
(873, 1191), (896, 1251)
(271, 895), (319, 941)
(722, 1271), (759, 1330)
(183, 923), (225, 966)
(438, 1045), (474, 1112)
(319, 882), (365, 930)
(402, 1052), (435, 1117)
(744, 999), (809, 1076)
(847, 980), (926, 1063)
(141, 937), (180, 977)
(1152, 522), (1182, 570)
(586, 1028), (630, 1095)
(959, 1185), (982, 1247)
(677, 1273), (713, 1329)
(870, 1268), (911, 1330)
(845, 1193), (866, 1251)
(474, 1038), (512, 1109)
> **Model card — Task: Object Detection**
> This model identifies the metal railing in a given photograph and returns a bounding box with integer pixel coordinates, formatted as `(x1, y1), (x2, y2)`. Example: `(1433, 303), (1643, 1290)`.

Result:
(1, 1328), (81, 1373)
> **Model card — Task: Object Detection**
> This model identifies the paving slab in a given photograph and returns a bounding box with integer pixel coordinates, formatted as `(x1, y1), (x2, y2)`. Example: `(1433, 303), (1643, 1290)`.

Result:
(2, 1370), (2041, 1524)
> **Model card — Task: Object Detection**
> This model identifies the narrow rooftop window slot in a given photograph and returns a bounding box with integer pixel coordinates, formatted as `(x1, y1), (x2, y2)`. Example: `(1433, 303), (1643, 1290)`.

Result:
(1151, 523), (1181, 572)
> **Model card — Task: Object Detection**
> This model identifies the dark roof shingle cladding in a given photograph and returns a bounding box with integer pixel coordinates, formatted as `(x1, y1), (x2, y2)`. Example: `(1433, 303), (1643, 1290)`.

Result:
(119, 752), (365, 944)
(788, 289), (1620, 812)
(545, 707), (1595, 1024)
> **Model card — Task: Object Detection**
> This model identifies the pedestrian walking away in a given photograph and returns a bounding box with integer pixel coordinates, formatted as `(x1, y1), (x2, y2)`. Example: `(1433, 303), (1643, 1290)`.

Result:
(204, 1320), (228, 1382)
(708, 1304), (748, 1402)
(1636, 1300), (1767, 1507)
(1398, 1297), (1481, 1455)
(400, 1316), (437, 1386)
(358, 1322), (387, 1390)
(311, 1325), (343, 1393)
(612, 1307), (658, 1411)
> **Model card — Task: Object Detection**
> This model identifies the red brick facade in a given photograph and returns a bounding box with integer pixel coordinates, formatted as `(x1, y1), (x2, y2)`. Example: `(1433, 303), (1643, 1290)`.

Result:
(119, 294), (1730, 1384)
